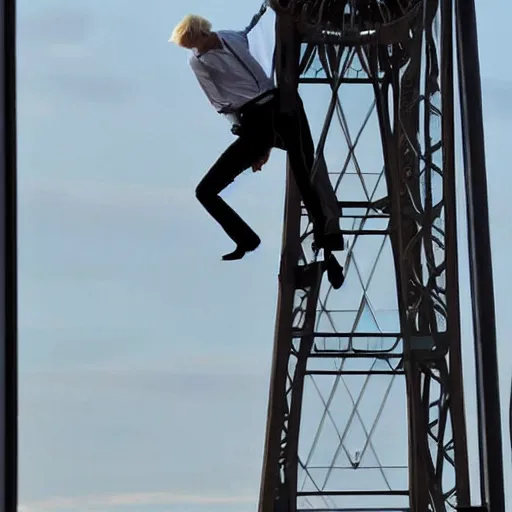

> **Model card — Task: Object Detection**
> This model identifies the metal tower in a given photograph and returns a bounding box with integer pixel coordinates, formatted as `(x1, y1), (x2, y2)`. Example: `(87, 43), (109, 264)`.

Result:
(259, 1), (505, 511)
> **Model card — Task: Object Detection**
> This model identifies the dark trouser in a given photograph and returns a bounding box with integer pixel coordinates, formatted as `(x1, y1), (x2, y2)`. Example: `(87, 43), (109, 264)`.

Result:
(195, 91), (326, 247)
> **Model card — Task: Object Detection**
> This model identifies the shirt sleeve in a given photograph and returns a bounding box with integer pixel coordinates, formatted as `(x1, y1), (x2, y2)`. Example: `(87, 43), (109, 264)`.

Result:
(189, 57), (232, 113)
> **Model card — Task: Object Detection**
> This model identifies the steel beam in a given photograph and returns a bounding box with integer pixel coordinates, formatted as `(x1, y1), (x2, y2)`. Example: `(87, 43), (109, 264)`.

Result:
(0, 0), (17, 511)
(455, 0), (505, 509)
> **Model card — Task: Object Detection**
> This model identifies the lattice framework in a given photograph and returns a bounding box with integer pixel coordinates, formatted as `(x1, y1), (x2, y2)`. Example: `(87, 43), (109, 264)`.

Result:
(259, 1), (471, 511)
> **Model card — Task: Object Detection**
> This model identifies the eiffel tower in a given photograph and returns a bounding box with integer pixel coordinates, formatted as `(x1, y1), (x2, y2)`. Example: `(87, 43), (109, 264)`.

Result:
(258, 1), (506, 511)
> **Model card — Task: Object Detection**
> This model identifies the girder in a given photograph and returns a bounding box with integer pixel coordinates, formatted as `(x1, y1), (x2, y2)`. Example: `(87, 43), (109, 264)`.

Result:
(259, 1), (473, 511)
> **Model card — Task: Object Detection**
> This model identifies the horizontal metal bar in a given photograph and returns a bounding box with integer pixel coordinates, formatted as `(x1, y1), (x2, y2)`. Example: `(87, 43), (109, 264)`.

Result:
(340, 229), (390, 235)
(328, 172), (383, 176)
(341, 215), (388, 219)
(300, 209), (388, 220)
(297, 509), (410, 512)
(305, 370), (404, 376)
(338, 201), (388, 209)
(297, 490), (409, 496)
(299, 225), (390, 235)
(309, 352), (403, 359)
(295, 332), (402, 338)
(307, 465), (408, 470)
(300, 77), (374, 84)
(300, 215), (389, 222)
(301, 213), (388, 221)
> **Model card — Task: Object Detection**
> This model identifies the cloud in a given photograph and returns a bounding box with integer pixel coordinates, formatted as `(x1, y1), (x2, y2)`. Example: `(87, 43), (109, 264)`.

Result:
(18, 4), (135, 106)
(46, 72), (135, 105)
(21, 177), (194, 215)
(17, 97), (54, 120)
(18, 5), (92, 47)
(19, 492), (256, 512)
(481, 78), (512, 121)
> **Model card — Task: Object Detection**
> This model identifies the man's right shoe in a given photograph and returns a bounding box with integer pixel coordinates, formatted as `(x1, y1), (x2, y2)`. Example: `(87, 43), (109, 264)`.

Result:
(222, 236), (261, 261)
(326, 254), (345, 289)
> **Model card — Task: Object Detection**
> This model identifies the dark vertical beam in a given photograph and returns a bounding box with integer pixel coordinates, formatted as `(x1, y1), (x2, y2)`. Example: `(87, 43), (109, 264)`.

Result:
(441, 0), (470, 505)
(455, 1), (505, 510)
(258, 12), (301, 512)
(258, 164), (300, 512)
(0, 0), (17, 511)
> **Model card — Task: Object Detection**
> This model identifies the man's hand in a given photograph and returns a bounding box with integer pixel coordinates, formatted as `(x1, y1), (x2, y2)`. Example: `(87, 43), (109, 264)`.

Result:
(252, 149), (271, 172)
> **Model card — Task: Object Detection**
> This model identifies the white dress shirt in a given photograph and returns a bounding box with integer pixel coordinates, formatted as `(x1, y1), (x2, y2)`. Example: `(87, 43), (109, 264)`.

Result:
(189, 29), (275, 115)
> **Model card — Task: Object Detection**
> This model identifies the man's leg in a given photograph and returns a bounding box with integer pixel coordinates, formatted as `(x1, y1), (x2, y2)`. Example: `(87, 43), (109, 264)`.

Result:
(195, 135), (269, 260)
(276, 97), (343, 250)
(275, 97), (327, 244)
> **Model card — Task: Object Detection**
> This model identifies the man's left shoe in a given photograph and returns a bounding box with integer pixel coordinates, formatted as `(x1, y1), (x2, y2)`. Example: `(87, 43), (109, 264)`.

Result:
(314, 231), (345, 252)
(323, 232), (344, 251)
(222, 236), (261, 261)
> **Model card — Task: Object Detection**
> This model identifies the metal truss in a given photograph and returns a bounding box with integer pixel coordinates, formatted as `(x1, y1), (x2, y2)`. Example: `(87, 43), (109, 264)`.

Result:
(259, 1), (472, 511)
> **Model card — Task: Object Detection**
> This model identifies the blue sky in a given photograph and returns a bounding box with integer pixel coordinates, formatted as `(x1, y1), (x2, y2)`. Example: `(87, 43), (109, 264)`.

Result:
(16, 1), (511, 511)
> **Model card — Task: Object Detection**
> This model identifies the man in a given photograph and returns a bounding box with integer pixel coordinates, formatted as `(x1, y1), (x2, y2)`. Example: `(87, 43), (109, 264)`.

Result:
(170, 11), (343, 260)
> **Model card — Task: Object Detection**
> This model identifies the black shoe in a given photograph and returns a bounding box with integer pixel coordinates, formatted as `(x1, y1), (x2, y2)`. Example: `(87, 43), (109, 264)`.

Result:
(313, 231), (344, 252)
(323, 232), (345, 251)
(326, 253), (345, 289)
(222, 236), (261, 261)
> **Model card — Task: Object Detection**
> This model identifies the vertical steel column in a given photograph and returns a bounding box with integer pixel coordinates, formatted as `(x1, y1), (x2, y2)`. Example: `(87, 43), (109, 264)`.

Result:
(0, 0), (16, 511)
(258, 12), (302, 512)
(441, 0), (471, 506)
(0, 0), (17, 508)
(455, 1), (505, 510)
(509, 378), (511, 462)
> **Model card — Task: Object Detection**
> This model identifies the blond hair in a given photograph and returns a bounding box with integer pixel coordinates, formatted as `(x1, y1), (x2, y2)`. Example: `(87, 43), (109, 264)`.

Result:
(169, 15), (212, 46)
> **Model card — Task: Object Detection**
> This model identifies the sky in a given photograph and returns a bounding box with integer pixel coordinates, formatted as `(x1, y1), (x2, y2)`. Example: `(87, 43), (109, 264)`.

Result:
(16, 1), (512, 511)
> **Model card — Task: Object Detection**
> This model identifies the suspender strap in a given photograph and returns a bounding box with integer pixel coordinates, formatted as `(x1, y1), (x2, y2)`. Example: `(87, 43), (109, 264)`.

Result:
(221, 37), (262, 91)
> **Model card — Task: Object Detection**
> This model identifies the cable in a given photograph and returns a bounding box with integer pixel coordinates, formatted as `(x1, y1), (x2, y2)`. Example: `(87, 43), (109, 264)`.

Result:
(245, 1), (269, 34)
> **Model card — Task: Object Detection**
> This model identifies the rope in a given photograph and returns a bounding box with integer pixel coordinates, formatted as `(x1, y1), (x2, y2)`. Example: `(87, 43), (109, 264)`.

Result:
(245, 1), (269, 34)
